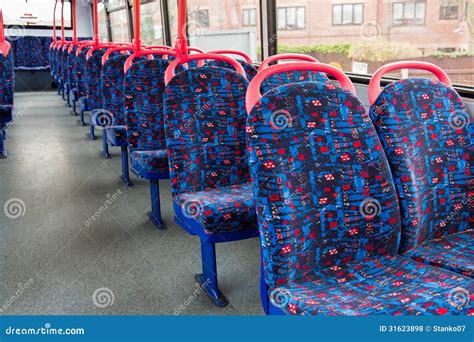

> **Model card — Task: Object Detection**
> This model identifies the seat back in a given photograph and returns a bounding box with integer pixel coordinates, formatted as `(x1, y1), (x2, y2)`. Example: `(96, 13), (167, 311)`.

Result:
(102, 54), (130, 126)
(85, 48), (107, 110)
(14, 36), (44, 70)
(124, 58), (169, 153)
(42, 37), (53, 67)
(206, 60), (257, 81)
(164, 66), (250, 197)
(247, 64), (401, 287)
(369, 65), (473, 252)
(0, 50), (14, 104)
(67, 46), (78, 90)
(261, 71), (329, 94)
(74, 47), (90, 97)
(61, 47), (70, 85)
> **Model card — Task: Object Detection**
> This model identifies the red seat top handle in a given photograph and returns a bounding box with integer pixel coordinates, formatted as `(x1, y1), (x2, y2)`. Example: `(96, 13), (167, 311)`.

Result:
(368, 61), (452, 105)
(123, 49), (177, 74)
(246, 63), (356, 114)
(0, 9), (10, 57)
(102, 45), (134, 65)
(164, 53), (247, 86)
(208, 50), (252, 64)
(258, 53), (319, 71)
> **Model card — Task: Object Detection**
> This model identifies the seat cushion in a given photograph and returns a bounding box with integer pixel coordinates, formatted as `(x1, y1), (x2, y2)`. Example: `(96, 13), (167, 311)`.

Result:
(176, 183), (257, 235)
(105, 126), (127, 147)
(274, 254), (473, 315)
(130, 150), (169, 178)
(404, 230), (474, 278)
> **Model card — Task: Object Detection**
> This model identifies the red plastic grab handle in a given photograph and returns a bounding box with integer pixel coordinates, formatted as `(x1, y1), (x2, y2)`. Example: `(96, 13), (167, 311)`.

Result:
(258, 53), (319, 71)
(68, 40), (93, 53)
(246, 63), (356, 114)
(52, 0), (58, 44)
(102, 46), (133, 65)
(164, 53), (246, 86)
(0, 9), (5, 43)
(72, 0), (77, 42)
(368, 61), (452, 105)
(124, 49), (177, 74)
(86, 43), (123, 60)
(208, 50), (252, 64)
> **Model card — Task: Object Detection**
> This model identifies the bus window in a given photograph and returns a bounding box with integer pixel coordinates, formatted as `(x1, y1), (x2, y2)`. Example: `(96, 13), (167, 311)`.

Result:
(186, 0), (261, 61)
(135, 0), (165, 46)
(275, 0), (473, 86)
(2, 0), (72, 29)
(98, 3), (109, 42)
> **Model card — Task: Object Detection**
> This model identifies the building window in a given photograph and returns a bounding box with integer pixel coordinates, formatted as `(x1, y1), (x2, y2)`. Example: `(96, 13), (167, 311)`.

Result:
(243, 8), (257, 26)
(196, 9), (209, 28)
(277, 7), (305, 30)
(333, 4), (364, 25)
(393, 1), (426, 26)
(440, 0), (458, 19)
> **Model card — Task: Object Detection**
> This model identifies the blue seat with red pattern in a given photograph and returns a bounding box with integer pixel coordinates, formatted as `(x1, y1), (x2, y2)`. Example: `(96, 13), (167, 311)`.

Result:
(368, 61), (474, 278)
(204, 50), (257, 81)
(74, 46), (90, 121)
(124, 50), (175, 229)
(246, 62), (473, 315)
(84, 47), (107, 135)
(0, 46), (14, 158)
(14, 36), (46, 71)
(259, 53), (329, 94)
(163, 54), (258, 307)
(101, 49), (133, 185)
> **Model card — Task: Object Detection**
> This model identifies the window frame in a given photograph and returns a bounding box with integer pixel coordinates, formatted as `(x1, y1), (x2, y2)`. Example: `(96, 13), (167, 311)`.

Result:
(392, 1), (426, 26)
(243, 8), (257, 27)
(277, 6), (306, 31)
(439, 0), (459, 20)
(332, 3), (364, 26)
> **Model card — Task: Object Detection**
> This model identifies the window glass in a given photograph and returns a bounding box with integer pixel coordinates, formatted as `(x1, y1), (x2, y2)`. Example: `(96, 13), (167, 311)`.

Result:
(107, 0), (128, 10)
(2, 0), (72, 28)
(186, 0), (261, 62)
(98, 3), (109, 41)
(110, 9), (130, 42)
(139, 0), (165, 45)
(277, 0), (473, 86)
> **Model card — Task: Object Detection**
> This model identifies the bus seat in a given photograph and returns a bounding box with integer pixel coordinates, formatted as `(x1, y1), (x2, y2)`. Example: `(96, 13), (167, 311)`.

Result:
(163, 54), (258, 307)
(246, 62), (473, 315)
(369, 61), (474, 278)
(74, 46), (90, 123)
(124, 57), (172, 229)
(15, 36), (46, 71)
(0, 48), (14, 158)
(85, 48), (107, 137)
(101, 52), (132, 185)
(206, 60), (257, 81)
(67, 45), (79, 113)
(42, 37), (53, 67)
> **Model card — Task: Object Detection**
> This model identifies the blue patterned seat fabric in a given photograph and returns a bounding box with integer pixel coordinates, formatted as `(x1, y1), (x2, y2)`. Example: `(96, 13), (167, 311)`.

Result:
(261, 70), (329, 94)
(369, 78), (473, 277)
(404, 229), (474, 278)
(247, 81), (473, 315)
(14, 36), (46, 70)
(67, 46), (79, 97)
(74, 47), (90, 101)
(102, 53), (132, 146)
(85, 48), (107, 111)
(0, 50), (14, 121)
(164, 66), (256, 234)
(124, 58), (171, 177)
(206, 60), (257, 81)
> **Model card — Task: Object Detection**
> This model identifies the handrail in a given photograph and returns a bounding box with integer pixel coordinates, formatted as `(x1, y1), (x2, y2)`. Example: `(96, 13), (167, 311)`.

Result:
(0, 10), (11, 57)
(60, 0), (65, 43)
(164, 53), (246, 85)
(52, 0), (58, 44)
(102, 45), (133, 65)
(124, 49), (176, 74)
(246, 63), (356, 114)
(208, 50), (253, 64)
(93, 0), (99, 44)
(86, 43), (125, 60)
(133, 0), (141, 51)
(258, 53), (319, 71)
(72, 0), (77, 43)
(368, 61), (452, 105)
(175, 0), (188, 60)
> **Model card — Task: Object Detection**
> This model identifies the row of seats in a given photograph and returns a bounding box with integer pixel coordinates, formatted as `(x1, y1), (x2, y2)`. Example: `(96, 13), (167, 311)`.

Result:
(49, 42), (473, 314)
(7, 36), (91, 70)
(0, 40), (14, 158)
